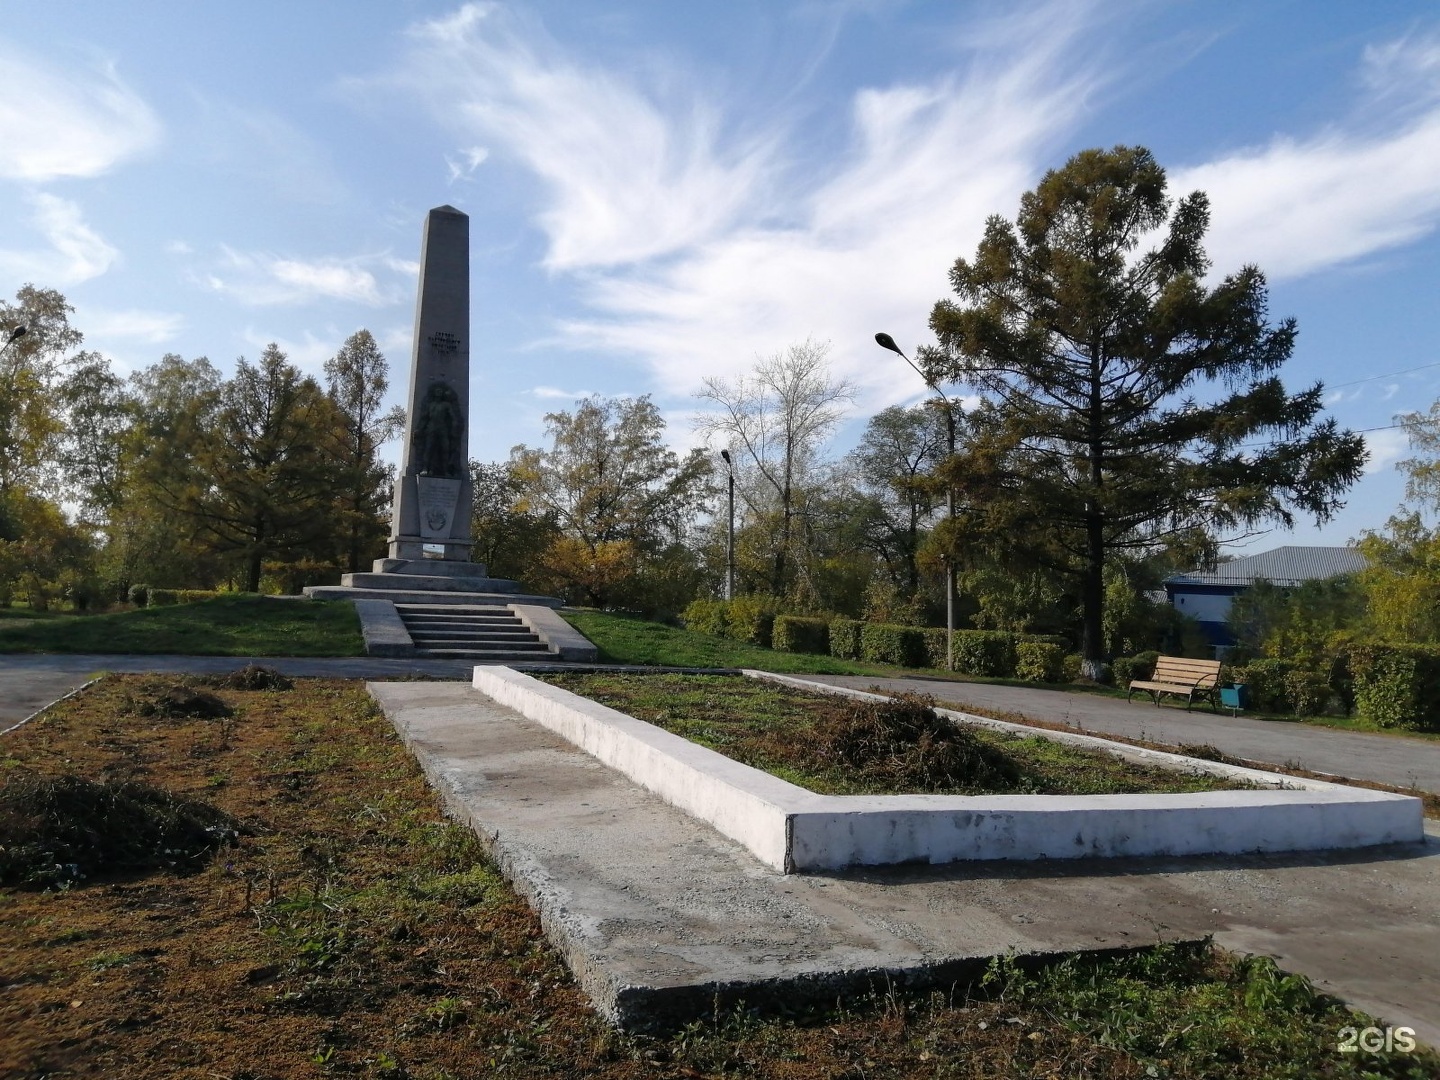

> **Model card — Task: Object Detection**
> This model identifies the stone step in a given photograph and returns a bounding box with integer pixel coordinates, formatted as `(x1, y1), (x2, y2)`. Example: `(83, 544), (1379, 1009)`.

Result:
(305, 587), (563, 608)
(406, 633), (535, 642)
(416, 647), (558, 660)
(341, 572), (526, 594)
(400, 613), (524, 625)
(408, 633), (542, 646)
(412, 637), (550, 650)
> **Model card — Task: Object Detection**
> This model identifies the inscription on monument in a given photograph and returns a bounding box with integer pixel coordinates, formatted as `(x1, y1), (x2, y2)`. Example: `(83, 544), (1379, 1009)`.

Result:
(428, 331), (460, 354)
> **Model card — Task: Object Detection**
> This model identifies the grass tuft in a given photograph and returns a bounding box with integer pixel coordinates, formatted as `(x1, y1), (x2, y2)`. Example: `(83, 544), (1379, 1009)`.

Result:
(0, 772), (242, 887)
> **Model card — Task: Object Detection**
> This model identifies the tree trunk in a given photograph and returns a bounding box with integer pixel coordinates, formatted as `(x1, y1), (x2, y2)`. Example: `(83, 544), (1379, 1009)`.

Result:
(246, 550), (263, 594)
(1079, 524), (1106, 680)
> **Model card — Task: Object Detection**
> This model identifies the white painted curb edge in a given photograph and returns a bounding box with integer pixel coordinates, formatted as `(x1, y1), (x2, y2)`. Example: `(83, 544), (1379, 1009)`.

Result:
(472, 667), (1424, 873)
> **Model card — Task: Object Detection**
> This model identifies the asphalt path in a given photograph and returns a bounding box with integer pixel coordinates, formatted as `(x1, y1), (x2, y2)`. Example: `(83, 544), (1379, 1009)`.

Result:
(0, 654), (475, 731)
(797, 673), (1440, 796)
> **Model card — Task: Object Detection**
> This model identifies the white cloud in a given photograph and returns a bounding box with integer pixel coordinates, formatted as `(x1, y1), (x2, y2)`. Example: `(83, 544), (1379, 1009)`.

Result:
(165, 239), (193, 256)
(445, 145), (490, 182)
(1176, 32), (1440, 281)
(0, 44), (161, 181)
(205, 248), (398, 307)
(379, 1), (1103, 403)
(1364, 427), (1412, 475)
(392, 3), (780, 269)
(84, 308), (183, 344)
(530, 385), (597, 400)
(239, 328), (336, 377)
(0, 193), (118, 285)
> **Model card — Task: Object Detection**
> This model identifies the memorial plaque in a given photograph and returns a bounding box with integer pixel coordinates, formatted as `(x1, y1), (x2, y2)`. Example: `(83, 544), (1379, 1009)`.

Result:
(416, 476), (462, 540)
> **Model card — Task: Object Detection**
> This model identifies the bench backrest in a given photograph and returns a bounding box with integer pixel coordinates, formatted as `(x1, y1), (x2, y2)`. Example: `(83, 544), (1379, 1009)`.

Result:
(1151, 655), (1222, 688)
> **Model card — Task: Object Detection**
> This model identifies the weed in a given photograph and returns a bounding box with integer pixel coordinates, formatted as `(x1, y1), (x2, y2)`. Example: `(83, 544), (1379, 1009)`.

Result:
(0, 771), (242, 887)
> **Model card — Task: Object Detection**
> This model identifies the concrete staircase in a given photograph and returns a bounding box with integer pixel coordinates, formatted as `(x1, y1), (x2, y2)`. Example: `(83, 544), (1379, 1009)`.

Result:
(396, 604), (555, 661)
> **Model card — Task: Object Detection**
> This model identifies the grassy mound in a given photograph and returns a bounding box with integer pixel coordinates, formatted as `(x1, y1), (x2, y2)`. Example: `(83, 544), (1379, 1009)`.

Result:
(123, 680), (233, 720)
(0, 772), (242, 887)
(813, 692), (1022, 791)
(0, 594), (363, 656)
(205, 664), (294, 691)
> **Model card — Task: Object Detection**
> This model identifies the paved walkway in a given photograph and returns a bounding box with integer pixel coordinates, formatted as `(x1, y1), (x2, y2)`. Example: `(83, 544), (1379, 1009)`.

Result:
(799, 674), (1440, 796)
(0, 654), (474, 729)
(379, 681), (1440, 1043)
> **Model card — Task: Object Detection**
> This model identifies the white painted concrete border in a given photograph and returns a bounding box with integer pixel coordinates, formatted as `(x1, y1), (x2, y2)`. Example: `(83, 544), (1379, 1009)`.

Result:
(471, 667), (1424, 873)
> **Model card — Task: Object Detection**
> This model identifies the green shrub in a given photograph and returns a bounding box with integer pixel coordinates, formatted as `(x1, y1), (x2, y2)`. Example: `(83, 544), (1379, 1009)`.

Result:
(1232, 659), (1298, 713)
(773, 615), (830, 655)
(681, 598), (728, 637)
(923, 628), (948, 669)
(1015, 641), (1065, 682)
(176, 589), (219, 605)
(148, 588), (178, 607)
(950, 631), (1018, 678)
(1111, 650), (1160, 686)
(1061, 654), (1083, 682)
(829, 617), (863, 660)
(860, 623), (929, 667)
(1285, 668), (1331, 718)
(127, 584), (150, 607)
(724, 595), (778, 648)
(1349, 643), (1440, 731)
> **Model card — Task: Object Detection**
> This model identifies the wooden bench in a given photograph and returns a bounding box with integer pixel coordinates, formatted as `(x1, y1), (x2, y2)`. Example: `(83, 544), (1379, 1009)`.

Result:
(1126, 656), (1223, 712)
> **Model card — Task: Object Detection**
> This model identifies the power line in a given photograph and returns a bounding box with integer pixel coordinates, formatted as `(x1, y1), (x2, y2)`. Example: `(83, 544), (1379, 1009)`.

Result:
(1326, 360), (1440, 390)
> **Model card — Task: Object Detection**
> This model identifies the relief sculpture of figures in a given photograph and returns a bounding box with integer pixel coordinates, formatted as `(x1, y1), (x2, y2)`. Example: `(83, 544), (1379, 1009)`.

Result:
(412, 381), (464, 478)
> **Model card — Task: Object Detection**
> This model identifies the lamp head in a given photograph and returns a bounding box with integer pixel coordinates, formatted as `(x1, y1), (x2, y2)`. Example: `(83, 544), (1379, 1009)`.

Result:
(719, 449), (732, 465)
(874, 332), (902, 355)
(5, 325), (26, 345)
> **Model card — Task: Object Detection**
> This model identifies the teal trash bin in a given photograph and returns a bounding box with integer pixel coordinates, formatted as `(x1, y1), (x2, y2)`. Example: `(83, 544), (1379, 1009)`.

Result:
(1219, 683), (1248, 715)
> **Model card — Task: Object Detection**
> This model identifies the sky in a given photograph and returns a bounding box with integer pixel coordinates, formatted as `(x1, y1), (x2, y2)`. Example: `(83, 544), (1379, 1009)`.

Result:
(3, 0), (1439, 552)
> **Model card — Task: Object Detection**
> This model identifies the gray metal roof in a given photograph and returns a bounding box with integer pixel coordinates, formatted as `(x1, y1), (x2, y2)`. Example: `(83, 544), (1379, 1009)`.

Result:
(1166, 545), (1367, 588)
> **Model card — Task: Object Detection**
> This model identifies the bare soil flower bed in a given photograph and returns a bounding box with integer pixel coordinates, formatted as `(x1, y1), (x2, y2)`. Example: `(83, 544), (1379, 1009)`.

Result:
(538, 673), (1251, 797)
(0, 672), (1430, 1079)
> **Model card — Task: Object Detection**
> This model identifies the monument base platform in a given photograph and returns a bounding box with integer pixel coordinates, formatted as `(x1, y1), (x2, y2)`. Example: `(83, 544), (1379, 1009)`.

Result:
(304, 559), (563, 609)
(303, 558), (584, 659)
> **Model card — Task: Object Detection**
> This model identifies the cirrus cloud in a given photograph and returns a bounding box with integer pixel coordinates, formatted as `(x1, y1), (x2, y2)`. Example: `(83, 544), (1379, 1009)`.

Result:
(0, 43), (161, 181)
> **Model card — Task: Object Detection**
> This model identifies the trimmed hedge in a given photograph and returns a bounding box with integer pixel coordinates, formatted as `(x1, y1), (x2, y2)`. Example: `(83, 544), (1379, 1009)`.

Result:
(1110, 651), (1160, 687)
(1016, 641), (1066, 683)
(859, 623), (929, 668)
(681, 598), (728, 637)
(1349, 643), (1440, 732)
(829, 618), (863, 661)
(147, 589), (221, 607)
(773, 615), (830, 655)
(679, 596), (778, 648)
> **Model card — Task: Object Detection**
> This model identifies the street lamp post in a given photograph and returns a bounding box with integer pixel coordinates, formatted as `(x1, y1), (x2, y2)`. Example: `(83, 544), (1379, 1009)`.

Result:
(875, 332), (958, 672)
(0, 324), (27, 360)
(720, 449), (735, 601)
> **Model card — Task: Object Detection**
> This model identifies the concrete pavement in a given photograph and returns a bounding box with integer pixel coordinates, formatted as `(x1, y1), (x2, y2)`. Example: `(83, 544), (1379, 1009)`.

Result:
(376, 681), (1440, 1043)
(800, 674), (1440, 796)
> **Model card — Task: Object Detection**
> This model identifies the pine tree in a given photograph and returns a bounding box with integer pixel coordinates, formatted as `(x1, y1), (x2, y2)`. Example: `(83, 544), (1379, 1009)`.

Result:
(925, 146), (1365, 677)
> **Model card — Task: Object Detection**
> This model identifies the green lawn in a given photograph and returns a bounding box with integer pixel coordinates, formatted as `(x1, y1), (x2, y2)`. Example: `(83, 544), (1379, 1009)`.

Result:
(0, 595), (365, 656)
(559, 610), (1440, 742)
(560, 608), (921, 675)
(541, 672), (1249, 797)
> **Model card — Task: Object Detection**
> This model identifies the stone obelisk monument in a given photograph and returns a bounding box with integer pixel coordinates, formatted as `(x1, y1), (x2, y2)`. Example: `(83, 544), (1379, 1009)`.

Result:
(305, 205), (586, 665)
(386, 204), (475, 563)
